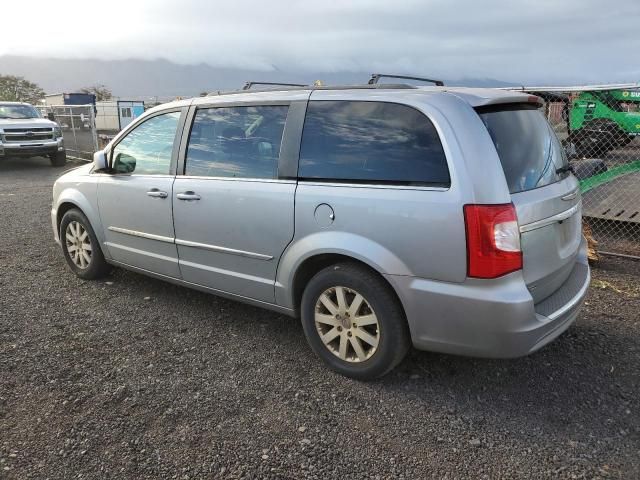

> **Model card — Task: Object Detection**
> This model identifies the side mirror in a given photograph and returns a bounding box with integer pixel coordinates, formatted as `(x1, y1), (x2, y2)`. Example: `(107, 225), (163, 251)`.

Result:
(93, 150), (108, 171)
(47, 112), (56, 121)
(113, 152), (136, 173)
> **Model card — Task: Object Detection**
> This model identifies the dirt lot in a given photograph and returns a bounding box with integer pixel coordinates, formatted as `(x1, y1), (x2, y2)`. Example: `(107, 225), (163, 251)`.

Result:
(1, 156), (639, 479)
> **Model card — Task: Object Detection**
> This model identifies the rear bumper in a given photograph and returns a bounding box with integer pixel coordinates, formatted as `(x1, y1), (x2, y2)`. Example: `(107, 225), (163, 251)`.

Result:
(0, 140), (64, 157)
(387, 237), (590, 358)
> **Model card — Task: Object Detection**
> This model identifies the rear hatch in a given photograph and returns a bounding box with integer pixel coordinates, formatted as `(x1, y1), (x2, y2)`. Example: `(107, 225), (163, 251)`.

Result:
(477, 104), (582, 303)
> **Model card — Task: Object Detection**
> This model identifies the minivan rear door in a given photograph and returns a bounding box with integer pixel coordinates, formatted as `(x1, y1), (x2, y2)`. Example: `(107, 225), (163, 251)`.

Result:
(477, 104), (583, 303)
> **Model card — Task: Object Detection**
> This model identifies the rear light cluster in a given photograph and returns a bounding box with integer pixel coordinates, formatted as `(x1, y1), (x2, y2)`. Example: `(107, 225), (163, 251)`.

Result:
(463, 203), (522, 279)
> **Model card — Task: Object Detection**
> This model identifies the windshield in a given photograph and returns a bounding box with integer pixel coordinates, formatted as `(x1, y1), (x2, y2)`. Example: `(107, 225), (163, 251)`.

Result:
(0, 104), (41, 119)
(478, 104), (569, 194)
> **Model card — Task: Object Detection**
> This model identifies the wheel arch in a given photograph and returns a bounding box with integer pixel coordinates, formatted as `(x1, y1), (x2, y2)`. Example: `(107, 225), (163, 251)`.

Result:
(277, 238), (409, 320)
(54, 188), (107, 254)
(56, 201), (82, 233)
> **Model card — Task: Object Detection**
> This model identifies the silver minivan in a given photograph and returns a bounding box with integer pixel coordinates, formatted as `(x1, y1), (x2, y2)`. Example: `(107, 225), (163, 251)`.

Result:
(51, 80), (590, 379)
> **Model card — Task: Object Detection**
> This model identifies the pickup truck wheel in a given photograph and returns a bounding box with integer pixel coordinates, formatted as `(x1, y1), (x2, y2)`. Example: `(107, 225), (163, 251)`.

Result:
(50, 151), (67, 167)
(300, 262), (410, 380)
(60, 209), (110, 280)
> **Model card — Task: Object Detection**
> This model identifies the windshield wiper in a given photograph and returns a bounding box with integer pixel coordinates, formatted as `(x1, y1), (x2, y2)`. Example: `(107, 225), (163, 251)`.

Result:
(556, 164), (575, 175)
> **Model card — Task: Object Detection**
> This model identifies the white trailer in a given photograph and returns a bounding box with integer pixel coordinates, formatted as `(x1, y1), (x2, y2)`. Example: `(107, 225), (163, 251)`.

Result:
(95, 100), (145, 133)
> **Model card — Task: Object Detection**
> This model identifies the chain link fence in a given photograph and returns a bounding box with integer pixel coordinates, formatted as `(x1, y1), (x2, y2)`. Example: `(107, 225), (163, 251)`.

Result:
(35, 86), (639, 259)
(37, 105), (98, 160)
(520, 85), (640, 258)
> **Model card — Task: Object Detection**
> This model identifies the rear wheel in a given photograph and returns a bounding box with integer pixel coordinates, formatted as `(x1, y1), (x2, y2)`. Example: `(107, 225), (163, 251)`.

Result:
(572, 130), (613, 158)
(60, 209), (110, 279)
(300, 262), (410, 380)
(572, 119), (627, 158)
(50, 151), (67, 167)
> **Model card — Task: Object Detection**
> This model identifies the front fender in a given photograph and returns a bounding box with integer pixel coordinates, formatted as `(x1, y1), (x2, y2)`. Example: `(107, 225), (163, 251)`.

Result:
(274, 231), (412, 309)
(53, 184), (107, 258)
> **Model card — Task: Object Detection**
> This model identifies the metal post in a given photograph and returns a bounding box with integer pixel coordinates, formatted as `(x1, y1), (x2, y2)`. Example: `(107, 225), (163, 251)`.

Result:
(89, 105), (98, 153)
(69, 106), (78, 155)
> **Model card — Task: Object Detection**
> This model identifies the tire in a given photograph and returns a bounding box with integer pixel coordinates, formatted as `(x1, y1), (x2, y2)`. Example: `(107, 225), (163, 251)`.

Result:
(50, 151), (67, 167)
(572, 131), (612, 158)
(60, 209), (111, 280)
(300, 262), (410, 380)
(571, 158), (608, 181)
(573, 119), (628, 157)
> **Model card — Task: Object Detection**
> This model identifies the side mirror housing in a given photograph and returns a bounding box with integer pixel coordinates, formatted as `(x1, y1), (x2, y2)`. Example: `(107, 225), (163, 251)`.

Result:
(93, 150), (108, 171)
(47, 112), (56, 122)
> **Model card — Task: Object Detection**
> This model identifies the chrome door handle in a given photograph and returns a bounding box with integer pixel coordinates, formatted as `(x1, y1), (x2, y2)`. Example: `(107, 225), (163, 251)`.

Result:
(147, 189), (168, 198)
(176, 191), (201, 201)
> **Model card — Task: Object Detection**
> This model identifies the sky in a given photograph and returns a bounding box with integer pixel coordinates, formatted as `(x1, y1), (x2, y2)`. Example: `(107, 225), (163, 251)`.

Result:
(3, 0), (640, 84)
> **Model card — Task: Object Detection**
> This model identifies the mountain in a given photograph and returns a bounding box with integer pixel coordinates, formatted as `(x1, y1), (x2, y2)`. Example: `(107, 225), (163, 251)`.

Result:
(0, 55), (516, 99)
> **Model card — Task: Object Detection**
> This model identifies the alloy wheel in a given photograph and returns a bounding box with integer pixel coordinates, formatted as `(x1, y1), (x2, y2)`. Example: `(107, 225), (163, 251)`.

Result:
(65, 221), (92, 269)
(314, 286), (380, 363)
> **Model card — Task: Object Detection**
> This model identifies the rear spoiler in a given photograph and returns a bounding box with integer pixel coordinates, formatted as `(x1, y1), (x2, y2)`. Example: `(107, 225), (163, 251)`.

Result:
(447, 89), (543, 108)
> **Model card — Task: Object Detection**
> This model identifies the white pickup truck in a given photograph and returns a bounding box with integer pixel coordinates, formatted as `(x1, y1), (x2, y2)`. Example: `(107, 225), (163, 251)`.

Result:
(0, 102), (66, 166)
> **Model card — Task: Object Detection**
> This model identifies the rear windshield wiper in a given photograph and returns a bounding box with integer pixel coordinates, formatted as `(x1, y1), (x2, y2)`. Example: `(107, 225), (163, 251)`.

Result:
(556, 164), (575, 175)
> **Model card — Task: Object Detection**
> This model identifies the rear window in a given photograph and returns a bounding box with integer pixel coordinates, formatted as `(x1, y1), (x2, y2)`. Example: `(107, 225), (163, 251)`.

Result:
(478, 105), (569, 193)
(299, 101), (450, 186)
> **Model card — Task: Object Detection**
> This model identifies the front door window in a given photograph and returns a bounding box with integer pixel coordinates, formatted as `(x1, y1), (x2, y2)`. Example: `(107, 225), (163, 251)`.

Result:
(112, 111), (181, 175)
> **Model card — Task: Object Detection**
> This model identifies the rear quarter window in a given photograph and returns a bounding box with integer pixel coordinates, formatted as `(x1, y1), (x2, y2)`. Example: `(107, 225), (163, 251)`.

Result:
(298, 100), (450, 186)
(477, 104), (569, 193)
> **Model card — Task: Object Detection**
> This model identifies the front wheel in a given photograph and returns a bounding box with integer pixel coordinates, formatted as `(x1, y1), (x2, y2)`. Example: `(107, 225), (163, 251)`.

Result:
(60, 209), (111, 279)
(50, 151), (67, 167)
(300, 263), (410, 380)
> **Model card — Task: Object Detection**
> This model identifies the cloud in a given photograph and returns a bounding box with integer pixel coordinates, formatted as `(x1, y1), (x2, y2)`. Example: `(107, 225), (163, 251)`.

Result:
(2, 0), (640, 83)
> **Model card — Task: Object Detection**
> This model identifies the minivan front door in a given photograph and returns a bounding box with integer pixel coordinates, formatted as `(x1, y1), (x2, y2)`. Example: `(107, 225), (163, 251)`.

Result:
(172, 103), (297, 303)
(98, 109), (184, 278)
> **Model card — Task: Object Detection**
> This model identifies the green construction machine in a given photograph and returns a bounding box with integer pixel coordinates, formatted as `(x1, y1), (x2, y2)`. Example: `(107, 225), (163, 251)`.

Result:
(569, 89), (640, 157)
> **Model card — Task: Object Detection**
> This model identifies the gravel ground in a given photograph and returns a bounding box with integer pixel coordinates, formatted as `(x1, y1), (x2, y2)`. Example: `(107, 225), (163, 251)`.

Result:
(1, 156), (639, 479)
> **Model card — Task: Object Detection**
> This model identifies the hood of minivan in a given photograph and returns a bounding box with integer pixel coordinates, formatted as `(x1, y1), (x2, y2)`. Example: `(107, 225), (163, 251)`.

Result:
(0, 118), (58, 129)
(62, 162), (93, 177)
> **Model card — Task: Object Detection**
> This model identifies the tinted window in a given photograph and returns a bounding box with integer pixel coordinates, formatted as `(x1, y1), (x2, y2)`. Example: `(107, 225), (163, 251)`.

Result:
(185, 105), (288, 178)
(112, 111), (181, 175)
(478, 105), (569, 193)
(299, 101), (449, 186)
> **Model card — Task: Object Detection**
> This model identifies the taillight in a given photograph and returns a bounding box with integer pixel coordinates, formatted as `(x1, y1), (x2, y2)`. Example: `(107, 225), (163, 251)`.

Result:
(463, 203), (522, 279)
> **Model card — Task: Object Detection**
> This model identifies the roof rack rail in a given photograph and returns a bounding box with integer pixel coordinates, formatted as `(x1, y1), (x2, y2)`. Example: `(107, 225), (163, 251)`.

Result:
(206, 83), (418, 98)
(368, 73), (444, 87)
(243, 81), (307, 90)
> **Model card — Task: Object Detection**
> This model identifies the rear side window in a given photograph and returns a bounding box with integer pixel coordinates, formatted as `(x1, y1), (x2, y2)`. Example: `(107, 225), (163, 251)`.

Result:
(299, 101), (450, 186)
(478, 105), (569, 193)
(185, 105), (288, 178)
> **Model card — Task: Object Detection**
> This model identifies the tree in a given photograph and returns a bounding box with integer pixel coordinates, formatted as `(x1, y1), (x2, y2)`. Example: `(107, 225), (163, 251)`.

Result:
(0, 75), (45, 104)
(80, 84), (112, 101)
